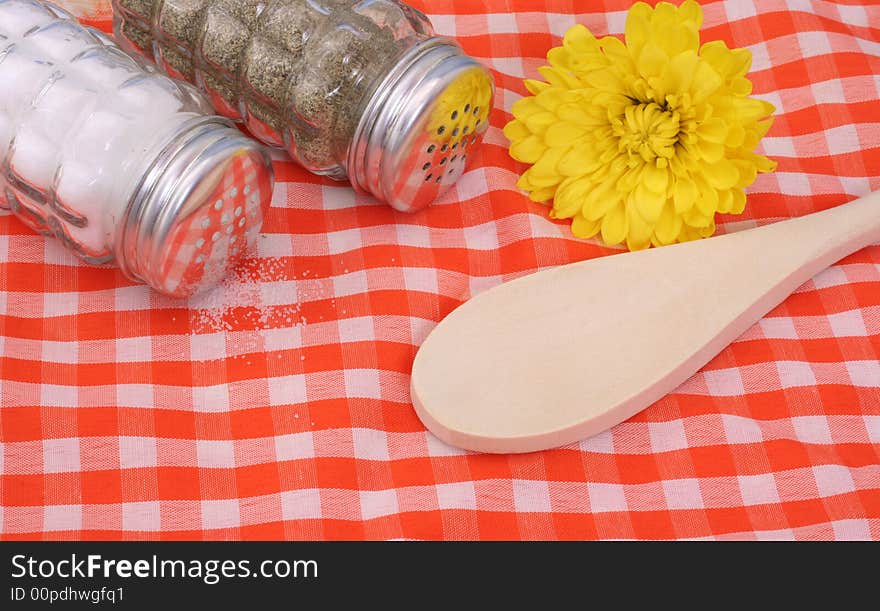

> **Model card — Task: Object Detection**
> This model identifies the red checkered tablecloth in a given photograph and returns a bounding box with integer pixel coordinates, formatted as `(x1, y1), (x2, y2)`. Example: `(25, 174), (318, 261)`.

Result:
(1, 0), (878, 541)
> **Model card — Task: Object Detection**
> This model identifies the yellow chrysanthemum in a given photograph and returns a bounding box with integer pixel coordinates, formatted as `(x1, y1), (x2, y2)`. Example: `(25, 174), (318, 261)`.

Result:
(503, 0), (778, 250)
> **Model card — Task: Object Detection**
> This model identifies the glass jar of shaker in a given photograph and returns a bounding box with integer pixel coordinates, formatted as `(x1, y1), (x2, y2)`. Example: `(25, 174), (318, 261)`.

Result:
(112, 0), (495, 212)
(0, 0), (274, 297)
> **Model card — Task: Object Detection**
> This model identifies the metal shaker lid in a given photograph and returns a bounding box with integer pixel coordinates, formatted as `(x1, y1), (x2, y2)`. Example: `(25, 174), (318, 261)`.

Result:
(119, 117), (274, 298)
(349, 38), (495, 213)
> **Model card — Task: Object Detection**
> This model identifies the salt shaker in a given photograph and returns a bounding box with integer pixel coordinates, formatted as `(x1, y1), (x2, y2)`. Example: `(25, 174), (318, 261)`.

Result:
(0, 0), (274, 298)
(112, 0), (495, 212)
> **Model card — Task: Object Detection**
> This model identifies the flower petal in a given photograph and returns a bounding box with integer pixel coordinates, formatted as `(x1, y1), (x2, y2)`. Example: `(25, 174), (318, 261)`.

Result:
(535, 88), (573, 112)
(558, 144), (600, 176)
(601, 202), (629, 245)
(697, 139), (725, 163)
(683, 207), (713, 228)
(679, 0), (704, 29)
(730, 77), (753, 96)
(524, 79), (551, 95)
(554, 176), (592, 218)
(654, 200), (683, 244)
(530, 185), (558, 203)
(625, 2), (653, 57)
(525, 111), (558, 134)
(528, 146), (569, 186)
(704, 158), (739, 190)
(633, 181), (666, 223)
(690, 60), (723, 103)
(731, 188), (747, 214)
(538, 66), (581, 91)
(660, 50), (698, 97)
(509, 134), (546, 164)
(716, 188), (734, 214)
(697, 117), (729, 143)
(546, 122), (589, 148)
(732, 48), (752, 76)
(673, 176), (698, 213)
(503, 120), (531, 143)
(730, 159), (757, 187)
(693, 174), (719, 217)
(583, 182), (621, 221)
(642, 162), (669, 193)
(511, 96), (542, 120)
(626, 202), (653, 250)
(564, 24), (598, 54)
(725, 124), (746, 148)
(753, 154), (778, 173)
(571, 214), (601, 239)
(638, 41), (668, 79)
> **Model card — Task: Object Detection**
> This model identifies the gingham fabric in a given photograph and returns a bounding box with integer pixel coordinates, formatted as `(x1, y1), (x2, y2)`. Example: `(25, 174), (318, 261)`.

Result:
(1, 0), (878, 541)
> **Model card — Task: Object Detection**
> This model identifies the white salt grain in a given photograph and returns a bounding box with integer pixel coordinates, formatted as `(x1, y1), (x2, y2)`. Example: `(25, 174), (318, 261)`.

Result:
(30, 20), (100, 62)
(33, 79), (97, 142)
(0, 53), (55, 110)
(0, 2), (54, 37)
(74, 48), (142, 88)
(11, 124), (57, 187)
(56, 161), (113, 252)
(115, 76), (184, 115)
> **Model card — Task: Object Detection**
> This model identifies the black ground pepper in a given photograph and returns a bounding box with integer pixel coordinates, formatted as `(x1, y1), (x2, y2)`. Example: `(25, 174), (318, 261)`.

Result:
(201, 71), (239, 116)
(115, 0), (423, 174)
(212, 0), (264, 27)
(120, 19), (153, 56)
(158, 42), (194, 79)
(157, 0), (209, 47)
(198, 8), (249, 72)
(258, 1), (314, 56)
(117, 0), (154, 22)
(242, 37), (298, 108)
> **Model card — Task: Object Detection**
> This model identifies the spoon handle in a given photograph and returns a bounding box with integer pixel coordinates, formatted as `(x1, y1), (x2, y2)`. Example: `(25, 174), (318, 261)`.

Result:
(774, 189), (880, 278)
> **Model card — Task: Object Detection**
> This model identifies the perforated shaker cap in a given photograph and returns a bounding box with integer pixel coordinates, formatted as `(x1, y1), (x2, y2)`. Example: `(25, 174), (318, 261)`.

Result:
(349, 38), (495, 213)
(118, 117), (274, 298)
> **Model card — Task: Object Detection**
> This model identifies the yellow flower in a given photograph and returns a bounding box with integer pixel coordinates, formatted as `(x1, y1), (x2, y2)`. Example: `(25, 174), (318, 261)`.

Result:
(503, 0), (777, 250)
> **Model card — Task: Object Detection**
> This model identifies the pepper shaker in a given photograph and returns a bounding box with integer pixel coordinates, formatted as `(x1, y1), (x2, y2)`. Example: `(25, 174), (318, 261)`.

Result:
(112, 0), (495, 212)
(0, 0), (274, 297)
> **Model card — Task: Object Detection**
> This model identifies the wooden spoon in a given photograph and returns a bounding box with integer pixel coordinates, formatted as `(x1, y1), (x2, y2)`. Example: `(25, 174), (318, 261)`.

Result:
(411, 190), (880, 454)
